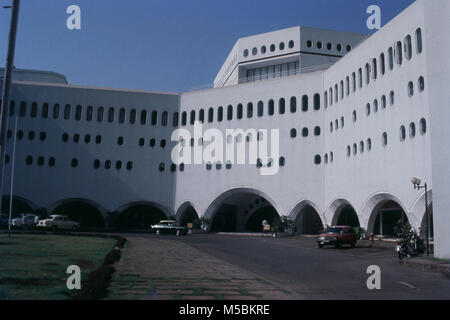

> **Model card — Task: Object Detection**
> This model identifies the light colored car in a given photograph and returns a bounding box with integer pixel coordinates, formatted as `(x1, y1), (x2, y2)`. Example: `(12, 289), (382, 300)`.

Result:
(37, 215), (80, 231)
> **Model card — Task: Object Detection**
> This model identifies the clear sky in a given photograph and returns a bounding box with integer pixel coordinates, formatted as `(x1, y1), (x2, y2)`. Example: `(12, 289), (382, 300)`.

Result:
(0, 0), (415, 93)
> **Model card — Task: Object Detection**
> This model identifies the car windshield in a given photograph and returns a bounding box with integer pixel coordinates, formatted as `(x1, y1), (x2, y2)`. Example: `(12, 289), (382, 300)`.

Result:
(325, 227), (343, 233)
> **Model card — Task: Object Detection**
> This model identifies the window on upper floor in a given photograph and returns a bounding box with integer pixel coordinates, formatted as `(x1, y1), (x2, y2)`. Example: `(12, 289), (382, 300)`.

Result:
(86, 106), (93, 121)
(31, 102), (38, 118)
(380, 53), (385, 75)
(290, 97), (297, 113)
(371, 58), (377, 80)
(218, 106), (223, 122)
(190, 110), (195, 125)
(227, 105), (233, 121)
(365, 63), (370, 85)
(313, 93), (320, 111)
(151, 111), (158, 126)
(358, 68), (363, 88)
(258, 101), (264, 117)
(208, 108), (214, 123)
(108, 107), (114, 123)
(97, 107), (104, 122)
(237, 104), (243, 119)
(140, 110), (147, 125)
(42, 103), (49, 119)
(181, 111), (187, 126)
(247, 103), (253, 118)
(130, 109), (136, 124)
(279, 98), (285, 114)
(199, 109), (205, 123)
(64, 104), (71, 120)
(404, 35), (412, 60)
(416, 28), (423, 54)
(395, 41), (403, 65)
(19, 101), (26, 117)
(409, 122), (416, 138)
(388, 47), (394, 70)
(418, 76), (425, 92)
(75, 105), (82, 121)
(420, 118), (427, 135)
(119, 108), (126, 124)
(173, 112), (179, 126)
(352, 73), (356, 92)
(302, 95), (308, 112)
(346, 77), (350, 96)
(268, 99), (274, 115)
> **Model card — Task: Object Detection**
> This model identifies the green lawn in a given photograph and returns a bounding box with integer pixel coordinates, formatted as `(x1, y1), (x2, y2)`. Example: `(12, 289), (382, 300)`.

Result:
(0, 233), (115, 300)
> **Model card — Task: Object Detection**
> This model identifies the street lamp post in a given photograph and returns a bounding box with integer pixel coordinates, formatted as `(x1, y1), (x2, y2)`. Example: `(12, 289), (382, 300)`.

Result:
(0, 0), (21, 223)
(7, 116), (18, 237)
(411, 177), (430, 256)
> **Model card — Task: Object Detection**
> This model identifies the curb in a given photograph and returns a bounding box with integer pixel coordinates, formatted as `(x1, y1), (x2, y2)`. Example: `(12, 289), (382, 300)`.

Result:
(398, 258), (450, 276)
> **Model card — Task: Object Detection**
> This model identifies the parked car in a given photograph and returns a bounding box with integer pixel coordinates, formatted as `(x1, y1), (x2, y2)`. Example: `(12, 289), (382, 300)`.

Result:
(316, 226), (357, 248)
(37, 215), (80, 231)
(10, 213), (40, 229)
(150, 220), (187, 236)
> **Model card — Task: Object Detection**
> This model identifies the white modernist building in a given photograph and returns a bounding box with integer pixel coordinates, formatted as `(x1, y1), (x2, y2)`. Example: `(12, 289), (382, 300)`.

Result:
(1, 0), (449, 258)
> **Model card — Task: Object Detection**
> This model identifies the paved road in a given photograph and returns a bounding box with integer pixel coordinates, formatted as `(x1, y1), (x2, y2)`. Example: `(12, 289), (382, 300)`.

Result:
(167, 234), (450, 299)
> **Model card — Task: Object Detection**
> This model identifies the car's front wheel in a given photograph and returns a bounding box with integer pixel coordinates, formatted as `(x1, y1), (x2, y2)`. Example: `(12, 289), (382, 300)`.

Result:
(351, 240), (357, 248)
(334, 241), (341, 249)
(318, 244), (323, 249)
(72, 226), (78, 231)
(156, 229), (160, 236)
(52, 225), (58, 232)
(176, 230), (182, 236)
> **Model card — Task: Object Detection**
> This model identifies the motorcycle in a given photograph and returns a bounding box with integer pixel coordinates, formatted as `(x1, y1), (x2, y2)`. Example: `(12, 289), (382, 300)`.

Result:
(395, 229), (425, 260)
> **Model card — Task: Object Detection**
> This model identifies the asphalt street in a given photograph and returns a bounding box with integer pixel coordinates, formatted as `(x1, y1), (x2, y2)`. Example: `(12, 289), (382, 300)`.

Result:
(163, 234), (450, 299)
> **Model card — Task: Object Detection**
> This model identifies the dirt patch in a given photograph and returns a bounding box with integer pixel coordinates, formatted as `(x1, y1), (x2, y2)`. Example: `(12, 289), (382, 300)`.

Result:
(71, 235), (127, 300)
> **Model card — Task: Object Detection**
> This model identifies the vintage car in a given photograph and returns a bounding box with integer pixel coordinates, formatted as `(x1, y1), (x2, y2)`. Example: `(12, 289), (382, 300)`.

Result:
(150, 220), (187, 236)
(316, 226), (357, 248)
(37, 215), (80, 231)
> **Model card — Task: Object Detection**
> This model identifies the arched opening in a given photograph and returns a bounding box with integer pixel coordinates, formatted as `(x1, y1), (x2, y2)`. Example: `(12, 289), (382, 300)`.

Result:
(336, 205), (360, 227)
(1, 196), (36, 218)
(245, 206), (279, 232)
(370, 200), (408, 237)
(116, 203), (167, 230)
(419, 203), (433, 238)
(295, 205), (323, 235)
(178, 204), (200, 228)
(205, 189), (282, 233)
(52, 200), (105, 229)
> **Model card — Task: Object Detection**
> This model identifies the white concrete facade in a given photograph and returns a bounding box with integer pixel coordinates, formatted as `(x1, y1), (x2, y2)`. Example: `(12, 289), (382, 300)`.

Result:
(1, 0), (449, 257)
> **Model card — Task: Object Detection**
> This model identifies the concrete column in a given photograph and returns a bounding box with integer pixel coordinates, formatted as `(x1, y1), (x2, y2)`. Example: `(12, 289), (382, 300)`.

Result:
(424, 0), (450, 258)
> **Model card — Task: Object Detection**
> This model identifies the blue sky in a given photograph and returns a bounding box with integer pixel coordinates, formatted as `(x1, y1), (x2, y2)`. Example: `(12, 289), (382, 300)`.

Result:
(0, 0), (415, 93)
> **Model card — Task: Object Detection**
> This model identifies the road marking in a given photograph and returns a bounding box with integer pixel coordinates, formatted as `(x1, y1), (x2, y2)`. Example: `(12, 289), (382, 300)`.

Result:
(397, 281), (417, 289)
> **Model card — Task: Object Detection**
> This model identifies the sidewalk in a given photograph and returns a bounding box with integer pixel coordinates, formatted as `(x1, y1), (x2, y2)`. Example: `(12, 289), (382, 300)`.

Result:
(108, 236), (300, 300)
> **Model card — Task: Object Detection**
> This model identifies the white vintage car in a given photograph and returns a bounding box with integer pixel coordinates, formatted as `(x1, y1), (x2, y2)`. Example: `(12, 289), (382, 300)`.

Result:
(37, 215), (80, 231)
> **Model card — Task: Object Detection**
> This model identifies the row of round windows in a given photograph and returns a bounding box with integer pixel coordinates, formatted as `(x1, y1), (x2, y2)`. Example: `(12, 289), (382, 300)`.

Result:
(407, 76), (425, 97)
(243, 40), (295, 57)
(8, 129), (46, 142)
(323, 28), (422, 109)
(93, 159), (133, 170)
(347, 138), (373, 157)
(23, 155), (56, 167)
(400, 119), (427, 141)
(306, 40), (351, 53)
